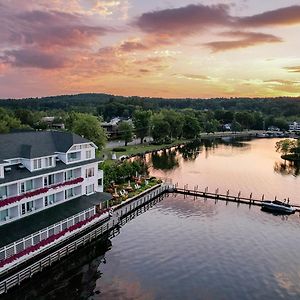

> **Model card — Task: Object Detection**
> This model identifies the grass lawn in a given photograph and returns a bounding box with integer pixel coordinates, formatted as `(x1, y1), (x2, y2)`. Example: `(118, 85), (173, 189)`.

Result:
(99, 139), (191, 160)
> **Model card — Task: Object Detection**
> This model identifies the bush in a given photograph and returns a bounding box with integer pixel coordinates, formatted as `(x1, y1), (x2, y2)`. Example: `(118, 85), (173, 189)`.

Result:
(112, 147), (126, 152)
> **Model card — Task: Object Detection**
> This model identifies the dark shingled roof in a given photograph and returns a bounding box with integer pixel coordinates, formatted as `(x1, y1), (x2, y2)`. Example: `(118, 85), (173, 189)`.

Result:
(0, 131), (92, 163)
(0, 192), (112, 248)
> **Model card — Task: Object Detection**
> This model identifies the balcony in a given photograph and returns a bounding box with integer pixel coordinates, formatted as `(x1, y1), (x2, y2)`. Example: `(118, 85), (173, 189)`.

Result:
(0, 177), (84, 209)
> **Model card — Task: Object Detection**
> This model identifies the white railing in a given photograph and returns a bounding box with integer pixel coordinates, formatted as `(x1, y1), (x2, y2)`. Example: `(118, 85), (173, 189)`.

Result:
(0, 206), (95, 261)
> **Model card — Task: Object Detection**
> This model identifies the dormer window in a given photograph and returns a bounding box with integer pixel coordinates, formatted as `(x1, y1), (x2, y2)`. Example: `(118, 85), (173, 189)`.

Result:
(33, 159), (42, 170)
(45, 157), (53, 168)
(67, 152), (81, 163)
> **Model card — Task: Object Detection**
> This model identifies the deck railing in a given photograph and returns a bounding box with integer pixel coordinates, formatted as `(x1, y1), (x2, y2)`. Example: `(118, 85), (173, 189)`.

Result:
(0, 206), (95, 262)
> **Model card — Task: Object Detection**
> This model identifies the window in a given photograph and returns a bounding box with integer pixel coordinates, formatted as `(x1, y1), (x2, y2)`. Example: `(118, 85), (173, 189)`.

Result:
(45, 157), (53, 168)
(0, 186), (8, 199)
(21, 201), (34, 215)
(65, 188), (75, 199)
(98, 178), (103, 186)
(33, 158), (42, 170)
(86, 150), (92, 159)
(44, 174), (55, 186)
(67, 152), (80, 162)
(20, 180), (34, 193)
(86, 184), (94, 195)
(0, 209), (9, 221)
(85, 168), (94, 178)
(65, 169), (74, 181)
(45, 194), (55, 206)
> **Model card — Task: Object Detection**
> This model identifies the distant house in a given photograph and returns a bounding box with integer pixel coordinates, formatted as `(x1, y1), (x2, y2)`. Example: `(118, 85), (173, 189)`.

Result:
(101, 117), (133, 138)
(41, 117), (65, 130)
(223, 123), (232, 131)
(289, 122), (300, 132)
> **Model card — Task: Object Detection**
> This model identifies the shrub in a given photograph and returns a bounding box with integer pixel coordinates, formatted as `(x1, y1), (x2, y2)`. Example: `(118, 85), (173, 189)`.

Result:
(112, 147), (126, 152)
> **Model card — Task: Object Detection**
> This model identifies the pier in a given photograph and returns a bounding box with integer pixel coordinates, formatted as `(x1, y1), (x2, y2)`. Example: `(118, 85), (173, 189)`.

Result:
(171, 185), (300, 212)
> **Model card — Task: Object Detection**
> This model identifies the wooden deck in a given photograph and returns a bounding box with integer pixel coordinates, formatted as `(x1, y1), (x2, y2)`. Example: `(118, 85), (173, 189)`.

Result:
(171, 186), (300, 212)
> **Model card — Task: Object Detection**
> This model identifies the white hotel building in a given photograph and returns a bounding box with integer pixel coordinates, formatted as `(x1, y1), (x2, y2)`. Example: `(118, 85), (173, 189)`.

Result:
(0, 131), (111, 265)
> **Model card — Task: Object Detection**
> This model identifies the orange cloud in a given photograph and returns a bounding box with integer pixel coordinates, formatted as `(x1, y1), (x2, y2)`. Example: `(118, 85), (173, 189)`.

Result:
(284, 66), (300, 73)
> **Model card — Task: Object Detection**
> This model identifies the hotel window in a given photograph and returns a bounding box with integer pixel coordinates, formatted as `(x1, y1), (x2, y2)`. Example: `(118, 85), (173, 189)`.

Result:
(65, 188), (75, 199)
(65, 169), (74, 181)
(20, 180), (34, 193)
(0, 209), (9, 221)
(85, 167), (94, 178)
(0, 186), (8, 199)
(68, 152), (79, 162)
(45, 194), (55, 206)
(86, 184), (94, 195)
(45, 157), (53, 168)
(33, 158), (42, 170)
(21, 201), (34, 215)
(44, 174), (55, 186)
(86, 150), (92, 159)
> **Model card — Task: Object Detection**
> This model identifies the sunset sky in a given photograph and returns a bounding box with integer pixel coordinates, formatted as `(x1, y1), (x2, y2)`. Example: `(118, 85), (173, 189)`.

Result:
(0, 0), (300, 99)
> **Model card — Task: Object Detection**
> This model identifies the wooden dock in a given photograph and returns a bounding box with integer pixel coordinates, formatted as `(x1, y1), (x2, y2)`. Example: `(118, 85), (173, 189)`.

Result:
(171, 185), (300, 212)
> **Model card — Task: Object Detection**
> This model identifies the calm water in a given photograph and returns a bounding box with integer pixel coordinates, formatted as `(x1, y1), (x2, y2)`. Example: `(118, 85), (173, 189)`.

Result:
(6, 138), (300, 300)
(147, 138), (299, 204)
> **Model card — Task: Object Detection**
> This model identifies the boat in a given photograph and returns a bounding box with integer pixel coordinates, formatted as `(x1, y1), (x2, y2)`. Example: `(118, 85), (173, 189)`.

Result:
(261, 200), (296, 214)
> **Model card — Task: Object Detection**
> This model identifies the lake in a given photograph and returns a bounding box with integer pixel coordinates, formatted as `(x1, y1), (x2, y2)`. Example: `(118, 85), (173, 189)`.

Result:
(6, 138), (300, 300)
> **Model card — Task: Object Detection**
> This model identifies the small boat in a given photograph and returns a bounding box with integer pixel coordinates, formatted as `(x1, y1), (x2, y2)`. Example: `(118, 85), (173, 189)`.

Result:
(261, 200), (296, 214)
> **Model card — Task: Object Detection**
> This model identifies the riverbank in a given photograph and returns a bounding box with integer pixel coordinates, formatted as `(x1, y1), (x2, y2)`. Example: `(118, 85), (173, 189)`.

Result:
(100, 131), (262, 160)
(281, 154), (300, 162)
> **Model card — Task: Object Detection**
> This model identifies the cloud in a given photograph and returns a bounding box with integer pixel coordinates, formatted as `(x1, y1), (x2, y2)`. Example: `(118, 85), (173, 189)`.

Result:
(4, 49), (66, 69)
(205, 31), (282, 52)
(284, 66), (300, 73)
(2, 9), (112, 49)
(174, 74), (212, 81)
(135, 4), (232, 37)
(264, 79), (300, 85)
(119, 40), (149, 52)
(237, 5), (300, 27)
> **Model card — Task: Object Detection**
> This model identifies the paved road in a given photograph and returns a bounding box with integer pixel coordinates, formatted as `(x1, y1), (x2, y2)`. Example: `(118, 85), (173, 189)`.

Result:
(106, 137), (153, 149)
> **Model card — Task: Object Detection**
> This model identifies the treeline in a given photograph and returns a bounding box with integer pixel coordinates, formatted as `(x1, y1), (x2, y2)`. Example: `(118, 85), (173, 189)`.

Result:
(0, 94), (300, 120)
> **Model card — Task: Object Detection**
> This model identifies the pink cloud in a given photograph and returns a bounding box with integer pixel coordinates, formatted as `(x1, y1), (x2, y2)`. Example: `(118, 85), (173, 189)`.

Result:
(205, 31), (282, 52)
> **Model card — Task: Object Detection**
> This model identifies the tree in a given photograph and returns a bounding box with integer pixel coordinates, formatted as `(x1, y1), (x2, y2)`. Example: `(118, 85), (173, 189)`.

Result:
(182, 115), (200, 139)
(151, 114), (171, 143)
(0, 108), (22, 133)
(161, 110), (184, 139)
(133, 110), (151, 144)
(204, 119), (220, 133)
(71, 113), (107, 149)
(275, 139), (296, 156)
(231, 119), (242, 132)
(118, 121), (134, 146)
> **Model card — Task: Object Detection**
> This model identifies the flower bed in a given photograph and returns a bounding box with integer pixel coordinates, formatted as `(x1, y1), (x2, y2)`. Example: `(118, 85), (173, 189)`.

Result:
(0, 177), (84, 208)
(0, 208), (110, 268)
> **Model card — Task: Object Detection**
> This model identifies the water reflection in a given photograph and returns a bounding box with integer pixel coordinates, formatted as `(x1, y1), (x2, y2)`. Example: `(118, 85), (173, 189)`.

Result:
(151, 149), (179, 170)
(274, 161), (300, 177)
(149, 137), (251, 170)
(4, 239), (112, 300)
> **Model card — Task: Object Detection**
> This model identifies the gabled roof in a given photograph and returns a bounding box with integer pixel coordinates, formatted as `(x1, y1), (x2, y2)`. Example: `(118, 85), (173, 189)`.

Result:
(0, 131), (92, 163)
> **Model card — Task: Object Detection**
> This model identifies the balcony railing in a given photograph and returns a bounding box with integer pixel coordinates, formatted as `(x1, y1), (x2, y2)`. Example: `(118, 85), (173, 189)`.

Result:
(0, 177), (84, 209)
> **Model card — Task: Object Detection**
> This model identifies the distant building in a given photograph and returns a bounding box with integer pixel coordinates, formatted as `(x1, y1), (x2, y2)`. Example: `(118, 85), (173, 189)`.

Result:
(267, 126), (280, 131)
(41, 116), (65, 129)
(289, 122), (300, 132)
(101, 117), (133, 139)
(223, 123), (232, 131)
